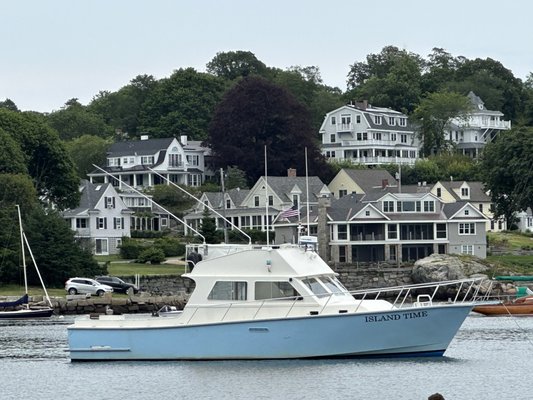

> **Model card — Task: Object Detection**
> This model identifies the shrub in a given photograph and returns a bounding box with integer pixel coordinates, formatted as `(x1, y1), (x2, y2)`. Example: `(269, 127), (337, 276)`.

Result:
(119, 238), (142, 259)
(154, 237), (185, 257)
(137, 247), (166, 264)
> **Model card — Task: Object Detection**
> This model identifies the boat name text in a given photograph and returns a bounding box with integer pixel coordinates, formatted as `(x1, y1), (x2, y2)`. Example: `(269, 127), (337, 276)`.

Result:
(365, 311), (428, 323)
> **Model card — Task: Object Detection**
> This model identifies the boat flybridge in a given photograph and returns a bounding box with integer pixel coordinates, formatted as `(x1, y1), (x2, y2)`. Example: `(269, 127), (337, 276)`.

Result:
(68, 241), (482, 361)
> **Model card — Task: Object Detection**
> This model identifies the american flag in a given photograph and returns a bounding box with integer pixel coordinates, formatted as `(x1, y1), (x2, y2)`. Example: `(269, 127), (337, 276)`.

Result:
(280, 205), (299, 218)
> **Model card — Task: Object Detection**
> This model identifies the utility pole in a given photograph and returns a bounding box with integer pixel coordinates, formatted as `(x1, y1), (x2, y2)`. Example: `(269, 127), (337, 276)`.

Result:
(220, 168), (228, 244)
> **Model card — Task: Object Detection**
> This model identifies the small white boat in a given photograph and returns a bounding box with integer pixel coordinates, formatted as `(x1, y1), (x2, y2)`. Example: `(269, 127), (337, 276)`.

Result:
(67, 243), (481, 361)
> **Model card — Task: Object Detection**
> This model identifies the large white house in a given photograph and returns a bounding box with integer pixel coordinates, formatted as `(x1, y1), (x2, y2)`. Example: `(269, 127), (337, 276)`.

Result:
(88, 135), (209, 189)
(447, 91), (511, 158)
(319, 101), (419, 166)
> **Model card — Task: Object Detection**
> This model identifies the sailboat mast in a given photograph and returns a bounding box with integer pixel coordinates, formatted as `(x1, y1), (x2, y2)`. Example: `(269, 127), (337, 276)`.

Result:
(264, 145), (270, 248)
(16, 205), (28, 296)
(305, 147), (310, 235)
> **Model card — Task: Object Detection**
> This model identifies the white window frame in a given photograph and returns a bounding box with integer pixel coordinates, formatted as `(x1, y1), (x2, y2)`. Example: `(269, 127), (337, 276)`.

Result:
(459, 223), (475, 235)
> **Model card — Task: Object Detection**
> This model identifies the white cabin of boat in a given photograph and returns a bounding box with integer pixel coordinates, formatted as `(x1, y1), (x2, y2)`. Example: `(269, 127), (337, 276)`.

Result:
(179, 243), (393, 324)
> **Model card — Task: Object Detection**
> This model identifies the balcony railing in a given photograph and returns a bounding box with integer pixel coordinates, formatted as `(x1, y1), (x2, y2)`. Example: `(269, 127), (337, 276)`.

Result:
(336, 123), (354, 133)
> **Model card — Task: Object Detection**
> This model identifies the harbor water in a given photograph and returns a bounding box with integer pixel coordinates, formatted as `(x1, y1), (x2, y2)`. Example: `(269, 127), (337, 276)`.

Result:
(0, 314), (531, 400)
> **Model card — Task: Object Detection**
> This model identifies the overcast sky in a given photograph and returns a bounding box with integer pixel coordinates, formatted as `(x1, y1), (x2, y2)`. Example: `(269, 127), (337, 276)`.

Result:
(2, 0), (532, 113)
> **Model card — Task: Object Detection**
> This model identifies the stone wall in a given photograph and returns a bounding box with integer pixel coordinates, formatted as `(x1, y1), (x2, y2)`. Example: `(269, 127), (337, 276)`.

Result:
(332, 263), (414, 291)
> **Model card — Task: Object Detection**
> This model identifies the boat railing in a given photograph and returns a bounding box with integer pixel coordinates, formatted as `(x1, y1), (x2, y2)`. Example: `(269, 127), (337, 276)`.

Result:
(183, 277), (485, 325)
(350, 277), (484, 309)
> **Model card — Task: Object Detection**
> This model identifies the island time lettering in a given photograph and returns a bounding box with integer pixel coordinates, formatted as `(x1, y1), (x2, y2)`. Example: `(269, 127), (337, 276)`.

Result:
(365, 310), (428, 323)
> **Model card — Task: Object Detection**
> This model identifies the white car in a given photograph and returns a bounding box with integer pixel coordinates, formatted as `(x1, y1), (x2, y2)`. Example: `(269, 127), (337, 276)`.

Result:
(65, 277), (113, 296)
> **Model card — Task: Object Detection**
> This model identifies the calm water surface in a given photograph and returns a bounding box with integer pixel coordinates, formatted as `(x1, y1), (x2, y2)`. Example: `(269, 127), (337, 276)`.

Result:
(0, 314), (531, 400)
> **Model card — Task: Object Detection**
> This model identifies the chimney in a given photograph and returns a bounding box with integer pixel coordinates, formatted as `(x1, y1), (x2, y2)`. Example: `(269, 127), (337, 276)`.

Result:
(381, 179), (388, 189)
(180, 135), (188, 146)
(287, 168), (297, 177)
(355, 100), (368, 110)
(140, 134), (149, 141)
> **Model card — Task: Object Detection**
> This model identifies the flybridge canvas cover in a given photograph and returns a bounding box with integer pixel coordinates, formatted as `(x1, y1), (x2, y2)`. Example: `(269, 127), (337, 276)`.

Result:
(0, 294), (28, 308)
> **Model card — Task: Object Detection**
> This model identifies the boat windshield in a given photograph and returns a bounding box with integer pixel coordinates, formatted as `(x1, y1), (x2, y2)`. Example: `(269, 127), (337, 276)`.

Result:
(301, 277), (329, 298)
(318, 277), (346, 296)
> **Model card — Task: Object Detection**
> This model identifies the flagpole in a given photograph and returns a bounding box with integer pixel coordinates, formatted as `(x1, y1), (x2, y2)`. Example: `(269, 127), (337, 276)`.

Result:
(265, 145), (270, 248)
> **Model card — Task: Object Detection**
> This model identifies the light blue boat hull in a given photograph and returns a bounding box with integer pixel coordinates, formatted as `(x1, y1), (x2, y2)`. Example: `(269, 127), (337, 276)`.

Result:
(68, 304), (472, 361)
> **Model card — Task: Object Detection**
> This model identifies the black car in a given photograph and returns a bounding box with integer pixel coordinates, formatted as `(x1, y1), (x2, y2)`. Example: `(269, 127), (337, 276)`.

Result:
(95, 276), (139, 294)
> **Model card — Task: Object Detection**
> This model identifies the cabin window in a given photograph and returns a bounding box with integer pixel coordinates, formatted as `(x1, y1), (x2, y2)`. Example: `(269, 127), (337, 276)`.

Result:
(208, 281), (247, 301)
(255, 282), (301, 300)
(302, 278), (329, 298)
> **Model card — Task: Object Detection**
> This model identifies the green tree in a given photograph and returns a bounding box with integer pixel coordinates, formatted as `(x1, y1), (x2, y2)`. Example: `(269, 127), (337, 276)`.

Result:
(206, 76), (333, 184)
(146, 184), (197, 215)
(199, 208), (220, 244)
(481, 126), (533, 225)
(412, 91), (472, 156)
(23, 209), (105, 287)
(47, 98), (113, 140)
(206, 50), (268, 80)
(139, 68), (227, 140)
(271, 66), (343, 132)
(346, 46), (424, 113)
(0, 109), (80, 209)
(88, 75), (157, 138)
(64, 135), (110, 179)
(0, 129), (27, 174)
(225, 166), (249, 190)
(421, 48), (461, 94)
(0, 98), (19, 112)
(448, 58), (524, 121)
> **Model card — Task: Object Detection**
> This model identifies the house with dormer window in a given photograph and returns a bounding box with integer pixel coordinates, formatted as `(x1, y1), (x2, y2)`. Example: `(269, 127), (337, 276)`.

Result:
(63, 180), (133, 255)
(320, 102), (419, 166)
(183, 169), (331, 238)
(447, 92), (511, 158)
(88, 135), (209, 189)
(322, 190), (487, 264)
(431, 180), (505, 232)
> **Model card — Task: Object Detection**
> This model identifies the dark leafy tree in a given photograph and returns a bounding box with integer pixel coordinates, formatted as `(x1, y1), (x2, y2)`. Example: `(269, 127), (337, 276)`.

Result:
(206, 76), (333, 184)
(412, 91), (472, 156)
(0, 98), (19, 112)
(64, 135), (110, 179)
(421, 48), (461, 93)
(0, 129), (27, 174)
(139, 68), (227, 141)
(481, 126), (533, 226)
(88, 75), (157, 138)
(271, 66), (343, 132)
(346, 46), (425, 113)
(23, 208), (105, 287)
(448, 58), (524, 121)
(47, 98), (113, 140)
(0, 109), (80, 209)
(206, 51), (268, 80)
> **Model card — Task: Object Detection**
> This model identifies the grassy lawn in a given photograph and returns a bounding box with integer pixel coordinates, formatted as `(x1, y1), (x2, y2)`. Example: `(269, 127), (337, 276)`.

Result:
(107, 262), (186, 276)
(487, 231), (533, 250)
(0, 284), (66, 297)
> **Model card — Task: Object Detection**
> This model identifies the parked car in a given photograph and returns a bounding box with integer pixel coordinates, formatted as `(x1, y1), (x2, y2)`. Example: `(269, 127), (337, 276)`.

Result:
(95, 276), (139, 294)
(65, 278), (113, 296)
